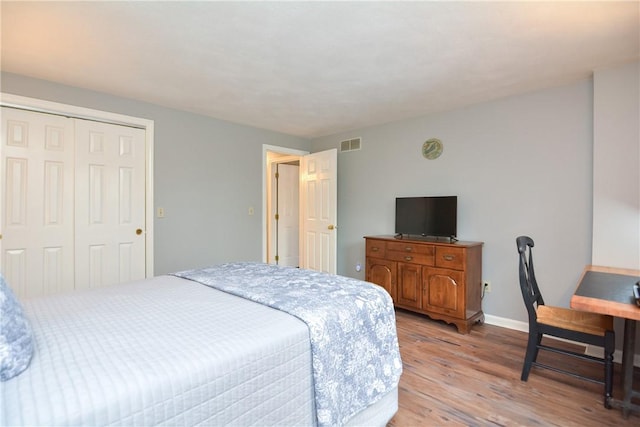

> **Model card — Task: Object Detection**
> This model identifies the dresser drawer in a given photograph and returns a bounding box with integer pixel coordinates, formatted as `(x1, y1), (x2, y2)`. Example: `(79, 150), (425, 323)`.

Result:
(387, 241), (435, 265)
(435, 247), (465, 270)
(387, 241), (434, 255)
(366, 240), (387, 258)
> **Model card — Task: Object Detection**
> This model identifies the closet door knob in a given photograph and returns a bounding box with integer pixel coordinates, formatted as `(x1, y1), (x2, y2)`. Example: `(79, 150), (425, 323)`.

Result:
(136, 229), (143, 235)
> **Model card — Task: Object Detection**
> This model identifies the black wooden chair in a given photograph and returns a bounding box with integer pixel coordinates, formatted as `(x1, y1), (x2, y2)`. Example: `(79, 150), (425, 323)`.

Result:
(516, 236), (615, 408)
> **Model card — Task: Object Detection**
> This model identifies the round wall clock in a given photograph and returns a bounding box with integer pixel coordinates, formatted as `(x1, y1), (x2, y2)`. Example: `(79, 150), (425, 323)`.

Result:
(422, 138), (443, 159)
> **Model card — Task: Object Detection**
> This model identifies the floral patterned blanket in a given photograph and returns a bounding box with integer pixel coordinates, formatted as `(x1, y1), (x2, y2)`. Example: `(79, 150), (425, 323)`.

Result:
(173, 262), (402, 426)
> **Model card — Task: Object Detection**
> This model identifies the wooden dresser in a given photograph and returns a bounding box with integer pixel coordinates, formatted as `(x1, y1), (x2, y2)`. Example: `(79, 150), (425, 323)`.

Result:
(364, 235), (484, 333)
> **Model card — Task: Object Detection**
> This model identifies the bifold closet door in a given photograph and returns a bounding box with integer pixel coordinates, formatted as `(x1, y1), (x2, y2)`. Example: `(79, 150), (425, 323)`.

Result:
(1, 107), (147, 298)
(74, 119), (146, 289)
(1, 107), (75, 298)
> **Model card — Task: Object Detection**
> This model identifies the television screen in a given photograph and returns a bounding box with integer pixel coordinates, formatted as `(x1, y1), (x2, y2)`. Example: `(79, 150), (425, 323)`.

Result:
(395, 196), (457, 238)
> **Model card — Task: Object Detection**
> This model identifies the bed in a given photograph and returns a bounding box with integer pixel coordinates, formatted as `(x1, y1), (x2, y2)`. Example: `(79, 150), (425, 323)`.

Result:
(0, 262), (402, 426)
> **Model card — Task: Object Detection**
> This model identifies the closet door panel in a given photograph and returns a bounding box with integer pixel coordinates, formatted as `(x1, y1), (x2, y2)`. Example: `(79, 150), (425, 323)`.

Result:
(74, 120), (146, 289)
(1, 107), (75, 298)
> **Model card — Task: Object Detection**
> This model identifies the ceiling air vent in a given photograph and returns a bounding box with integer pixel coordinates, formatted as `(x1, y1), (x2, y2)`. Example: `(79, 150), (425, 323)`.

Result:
(340, 137), (362, 153)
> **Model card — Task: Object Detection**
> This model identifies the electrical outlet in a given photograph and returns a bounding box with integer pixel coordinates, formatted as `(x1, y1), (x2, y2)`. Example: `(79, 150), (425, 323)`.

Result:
(483, 281), (492, 293)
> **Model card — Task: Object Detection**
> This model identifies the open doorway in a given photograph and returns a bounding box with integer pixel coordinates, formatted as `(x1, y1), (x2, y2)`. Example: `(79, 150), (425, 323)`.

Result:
(263, 145), (307, 266)
(269, 158), (300, 267)
(263, 145), (338, 273)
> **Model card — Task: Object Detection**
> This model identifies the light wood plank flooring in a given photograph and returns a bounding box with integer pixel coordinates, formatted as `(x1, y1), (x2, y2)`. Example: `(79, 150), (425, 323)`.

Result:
(388, 309), (640, 426)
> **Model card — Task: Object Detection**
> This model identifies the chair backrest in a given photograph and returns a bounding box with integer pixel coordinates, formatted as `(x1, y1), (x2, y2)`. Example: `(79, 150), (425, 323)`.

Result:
(516, 236), (545, 324)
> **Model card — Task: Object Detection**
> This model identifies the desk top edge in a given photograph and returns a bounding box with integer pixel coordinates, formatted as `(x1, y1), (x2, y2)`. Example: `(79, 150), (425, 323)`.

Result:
(572, 265), (640, 320)
(585, 264), (640, 277)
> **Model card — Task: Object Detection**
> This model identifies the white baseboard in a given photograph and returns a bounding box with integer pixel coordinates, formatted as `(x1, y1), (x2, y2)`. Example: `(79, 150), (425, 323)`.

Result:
(484, 314), (529, 332)
(483, 313), (640, 368)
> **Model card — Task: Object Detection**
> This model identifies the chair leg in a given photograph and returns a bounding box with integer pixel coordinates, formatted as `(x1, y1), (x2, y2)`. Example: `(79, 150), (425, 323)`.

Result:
(521, 332), (541, 381)
(603, 330), (615, 409)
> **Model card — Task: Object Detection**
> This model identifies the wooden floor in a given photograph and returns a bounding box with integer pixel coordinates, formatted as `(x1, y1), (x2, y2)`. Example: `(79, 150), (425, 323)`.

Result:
(388, 309), (640, 426)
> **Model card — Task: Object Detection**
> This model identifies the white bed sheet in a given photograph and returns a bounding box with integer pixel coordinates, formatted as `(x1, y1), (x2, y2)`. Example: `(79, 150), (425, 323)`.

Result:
(1, 275), (316, 426)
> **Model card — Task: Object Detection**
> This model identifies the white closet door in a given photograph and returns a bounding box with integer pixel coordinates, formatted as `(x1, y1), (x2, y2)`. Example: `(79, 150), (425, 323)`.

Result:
(74, 120), (146, 289)
(1, 107), (75, 298)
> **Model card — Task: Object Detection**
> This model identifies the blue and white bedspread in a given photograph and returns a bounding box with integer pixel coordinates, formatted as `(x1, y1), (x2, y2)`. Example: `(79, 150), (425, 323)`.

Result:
(173, 262), (402, 427)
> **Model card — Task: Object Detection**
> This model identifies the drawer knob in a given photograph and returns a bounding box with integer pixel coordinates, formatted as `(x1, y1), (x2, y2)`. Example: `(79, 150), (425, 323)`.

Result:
(443, 254), (455, 261)
(404, 247), (413, 252)
(371, 247), (379, 252)
(404, 256), (413, 261)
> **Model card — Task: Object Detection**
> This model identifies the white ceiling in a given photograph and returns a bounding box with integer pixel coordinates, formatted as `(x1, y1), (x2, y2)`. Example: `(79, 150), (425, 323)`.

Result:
(2, 1), (639, 138)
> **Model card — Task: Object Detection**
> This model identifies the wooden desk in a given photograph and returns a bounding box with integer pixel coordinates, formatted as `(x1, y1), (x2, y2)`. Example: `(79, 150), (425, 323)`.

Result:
(571, 265), (640, 416)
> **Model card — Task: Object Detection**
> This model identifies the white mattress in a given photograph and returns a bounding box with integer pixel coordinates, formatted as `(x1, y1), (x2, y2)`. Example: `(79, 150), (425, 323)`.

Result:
(1, 275), (316, 426)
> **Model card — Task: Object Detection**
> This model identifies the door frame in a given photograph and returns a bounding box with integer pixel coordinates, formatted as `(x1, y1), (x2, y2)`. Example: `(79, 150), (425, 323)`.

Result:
(262, 144), (308, 264)
(0, 93), (155, 277)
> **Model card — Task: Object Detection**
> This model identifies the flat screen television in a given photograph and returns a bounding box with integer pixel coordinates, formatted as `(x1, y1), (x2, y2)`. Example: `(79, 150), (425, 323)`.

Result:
(395, 196), (457, 239)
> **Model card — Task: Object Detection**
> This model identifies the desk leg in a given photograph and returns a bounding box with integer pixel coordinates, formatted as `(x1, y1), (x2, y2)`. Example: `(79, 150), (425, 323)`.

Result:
(621, 319), (637, 418)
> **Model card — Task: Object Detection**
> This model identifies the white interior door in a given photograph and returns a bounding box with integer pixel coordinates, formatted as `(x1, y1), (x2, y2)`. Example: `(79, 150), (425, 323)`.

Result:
(300, 149), (337, 274)
(74, 120), (146, 289)
(1, 107), (75, 298)
(277, 163), (299, 267)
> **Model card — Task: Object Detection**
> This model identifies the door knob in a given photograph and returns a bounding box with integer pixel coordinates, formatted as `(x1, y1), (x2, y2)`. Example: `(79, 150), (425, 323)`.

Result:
(136, 229), (143, 235)
(328, 224), (336, 230)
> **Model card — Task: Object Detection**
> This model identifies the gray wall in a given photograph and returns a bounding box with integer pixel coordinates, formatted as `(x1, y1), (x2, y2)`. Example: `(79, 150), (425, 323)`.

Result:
(311, 80), (595, 323)
(1, 72), (310, 275)
(592, 61), (640, 352)
(593, 61), (640, 269)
